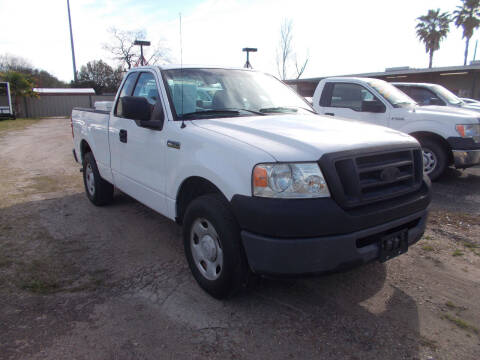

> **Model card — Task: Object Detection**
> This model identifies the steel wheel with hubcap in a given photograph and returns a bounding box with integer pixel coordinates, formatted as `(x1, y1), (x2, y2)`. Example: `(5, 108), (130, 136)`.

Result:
(183, 193), (249, 299)
(190, 218), (223, 280)
(85, 163), (96, 196)
(418, 137), (447, 181)
(422, 147), (437, 175)
(82, 152), (114, 206)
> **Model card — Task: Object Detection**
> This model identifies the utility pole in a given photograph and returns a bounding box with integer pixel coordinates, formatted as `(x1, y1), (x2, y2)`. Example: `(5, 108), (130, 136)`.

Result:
(67, 0), (77, 82)
(242, 48), (257, 69)
(134, 40), (151, 66)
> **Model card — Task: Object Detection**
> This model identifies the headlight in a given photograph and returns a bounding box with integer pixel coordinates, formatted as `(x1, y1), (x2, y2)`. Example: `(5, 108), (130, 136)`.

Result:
(252, 163), (330, 198)
(455, 124), (480, 141)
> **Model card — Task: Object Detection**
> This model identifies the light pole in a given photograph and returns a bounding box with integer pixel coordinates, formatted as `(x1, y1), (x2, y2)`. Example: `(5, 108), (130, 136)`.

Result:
(242, 48), (257, 69)
(67, 0), (77, 82)
(134, 40), (151, 66)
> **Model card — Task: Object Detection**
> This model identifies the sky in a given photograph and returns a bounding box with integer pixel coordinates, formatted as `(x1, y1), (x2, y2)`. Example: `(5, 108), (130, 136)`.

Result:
(0, 0), (473, 82)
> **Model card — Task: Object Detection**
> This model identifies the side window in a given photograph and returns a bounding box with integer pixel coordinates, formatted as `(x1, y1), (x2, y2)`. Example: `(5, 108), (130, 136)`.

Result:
(329, 83), (382, 112)
(410, 87), (445, 106)
(133, 72), (160, 105)
(114, 73), (138, 117)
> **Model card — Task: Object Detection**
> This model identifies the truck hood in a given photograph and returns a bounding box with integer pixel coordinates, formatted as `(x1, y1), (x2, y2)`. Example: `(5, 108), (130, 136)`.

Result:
(192, 114), (418, 162)
(415, 105), (480, 122)
(460, 103), (480, 112)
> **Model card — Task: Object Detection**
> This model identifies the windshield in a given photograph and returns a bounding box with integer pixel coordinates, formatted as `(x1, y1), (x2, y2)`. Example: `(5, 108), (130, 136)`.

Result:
(431, 84), (463, 105)
(366, 79), (417, 108)
(162, 68), (313, 119)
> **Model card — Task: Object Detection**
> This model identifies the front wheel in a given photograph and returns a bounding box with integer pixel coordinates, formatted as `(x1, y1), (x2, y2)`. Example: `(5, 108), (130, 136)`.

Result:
(183, 194), (249, 299)
(419, 138), (447, 181)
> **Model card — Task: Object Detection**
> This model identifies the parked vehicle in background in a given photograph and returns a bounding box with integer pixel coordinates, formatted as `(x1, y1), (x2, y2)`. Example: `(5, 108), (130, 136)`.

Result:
(393, 82), (480, 113)
(0, 82), (14, 119)
(313, 77), (480, 180)
(72, 66), (431, 298)
(460, 97), (480, 105)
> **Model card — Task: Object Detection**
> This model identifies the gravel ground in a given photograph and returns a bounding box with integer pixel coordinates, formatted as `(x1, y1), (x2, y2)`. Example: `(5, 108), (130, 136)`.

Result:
(0, 118), (479, 360)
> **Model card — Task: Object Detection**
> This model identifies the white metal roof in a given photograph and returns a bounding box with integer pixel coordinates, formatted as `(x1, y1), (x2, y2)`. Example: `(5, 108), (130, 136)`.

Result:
(33, 88), (95, 94)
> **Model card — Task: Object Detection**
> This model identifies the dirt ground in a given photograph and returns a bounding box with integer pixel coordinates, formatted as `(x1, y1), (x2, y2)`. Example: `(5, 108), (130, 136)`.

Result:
(0, 118), (479, 360)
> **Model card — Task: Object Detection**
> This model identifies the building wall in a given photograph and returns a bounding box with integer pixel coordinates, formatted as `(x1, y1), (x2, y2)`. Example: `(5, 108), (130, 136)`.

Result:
(16, 94), (115, 118)
(287, 69), (480, 100)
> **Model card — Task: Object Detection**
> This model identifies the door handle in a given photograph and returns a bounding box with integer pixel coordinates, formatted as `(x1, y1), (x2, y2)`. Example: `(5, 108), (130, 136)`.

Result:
(324, 112), (335, 116)
(119, 129), (127, 143)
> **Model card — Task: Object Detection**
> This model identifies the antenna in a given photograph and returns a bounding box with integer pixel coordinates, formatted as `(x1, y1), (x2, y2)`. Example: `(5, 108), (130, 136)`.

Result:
(180, 13), (186, 129)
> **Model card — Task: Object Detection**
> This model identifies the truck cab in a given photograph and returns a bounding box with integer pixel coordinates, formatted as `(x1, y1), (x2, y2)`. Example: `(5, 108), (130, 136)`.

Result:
(313, 77), (480, 180)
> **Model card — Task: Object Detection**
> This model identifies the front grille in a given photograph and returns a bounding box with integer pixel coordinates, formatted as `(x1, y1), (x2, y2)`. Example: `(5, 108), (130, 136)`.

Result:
(320, 147), (423, 209)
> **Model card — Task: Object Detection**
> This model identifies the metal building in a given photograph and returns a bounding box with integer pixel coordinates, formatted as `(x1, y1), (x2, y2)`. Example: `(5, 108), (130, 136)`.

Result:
(285, 63), (480, 99)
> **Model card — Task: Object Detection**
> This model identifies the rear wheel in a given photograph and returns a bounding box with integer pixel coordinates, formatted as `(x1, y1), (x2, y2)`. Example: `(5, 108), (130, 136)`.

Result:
(82, 152), (114, 206)
(183, 194), (249, 299)
(419, 138), (447, 181)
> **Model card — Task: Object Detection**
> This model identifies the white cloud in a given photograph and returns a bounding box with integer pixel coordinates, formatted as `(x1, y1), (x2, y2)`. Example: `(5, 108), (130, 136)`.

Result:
(0, 0), (472, 82)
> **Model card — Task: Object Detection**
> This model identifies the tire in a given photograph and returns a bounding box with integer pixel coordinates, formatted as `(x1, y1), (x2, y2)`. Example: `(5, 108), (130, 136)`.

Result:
(82, 152), (114, 206)
(418, 138), (447, 181)
(183, 193), (249, 299)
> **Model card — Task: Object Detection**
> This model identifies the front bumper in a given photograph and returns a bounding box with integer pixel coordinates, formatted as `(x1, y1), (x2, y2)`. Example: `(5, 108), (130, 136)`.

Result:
(231, 180), (431, 275)
(242, 209), (427, 275)
(447, 137), (480, 168)
(452, 149), (480, 168)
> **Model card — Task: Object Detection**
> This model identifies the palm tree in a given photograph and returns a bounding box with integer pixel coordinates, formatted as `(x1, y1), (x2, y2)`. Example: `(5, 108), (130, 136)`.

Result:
(453, 0), (480, 65)
(416, 9), (451, 68)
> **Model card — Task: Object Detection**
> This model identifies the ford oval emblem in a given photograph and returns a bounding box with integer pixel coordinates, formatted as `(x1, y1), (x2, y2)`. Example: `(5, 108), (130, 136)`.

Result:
(380, 167), (400, 182)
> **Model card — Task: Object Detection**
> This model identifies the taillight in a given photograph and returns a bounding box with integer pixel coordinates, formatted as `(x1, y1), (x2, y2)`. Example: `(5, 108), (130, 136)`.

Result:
(70, 116), (74, 138)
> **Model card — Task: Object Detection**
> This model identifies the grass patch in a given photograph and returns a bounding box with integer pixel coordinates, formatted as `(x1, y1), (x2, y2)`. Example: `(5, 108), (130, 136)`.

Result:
(445, 301), (456, 309)
(20, 278), (60, 294)
(442, 313), (479, 335)
(422, 245), (434, 252)
(452, 249), (464, 257)
(0, 118), (40, 134)
(423, 235), (432, 241)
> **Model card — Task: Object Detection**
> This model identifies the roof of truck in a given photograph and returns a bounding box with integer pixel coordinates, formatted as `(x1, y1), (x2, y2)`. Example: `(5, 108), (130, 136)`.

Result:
(134, 64), (256, 71)
(391, 82), (437, 87)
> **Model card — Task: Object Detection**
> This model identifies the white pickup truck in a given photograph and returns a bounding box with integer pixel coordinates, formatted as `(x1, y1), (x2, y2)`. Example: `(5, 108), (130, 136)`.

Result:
(72, 66), (430, 298)
(313, 77), (480, 180)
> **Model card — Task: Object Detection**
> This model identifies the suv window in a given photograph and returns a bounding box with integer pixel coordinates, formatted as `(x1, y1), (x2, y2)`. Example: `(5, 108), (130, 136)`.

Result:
(399, 86), (445, 106)
(133, 72), (159, 105)
(114, 72), (138, 117)
(329, 83), (381, 112)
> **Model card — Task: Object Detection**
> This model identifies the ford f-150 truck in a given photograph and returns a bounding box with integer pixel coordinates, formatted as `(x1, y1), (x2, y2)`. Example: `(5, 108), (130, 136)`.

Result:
(72, 66), (431, 298)
(313, 77), (480, 180)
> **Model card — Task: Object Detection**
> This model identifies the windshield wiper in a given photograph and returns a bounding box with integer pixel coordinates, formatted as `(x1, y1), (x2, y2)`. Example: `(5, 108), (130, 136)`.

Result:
(259, 106), (315, 114)
(179, 109), (241, 119)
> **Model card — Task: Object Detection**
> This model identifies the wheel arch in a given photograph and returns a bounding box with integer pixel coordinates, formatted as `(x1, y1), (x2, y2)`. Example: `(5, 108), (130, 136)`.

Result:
(175, 176), (228, 224)
(409, 131), (453, 165)
(79, 139), (92, 163)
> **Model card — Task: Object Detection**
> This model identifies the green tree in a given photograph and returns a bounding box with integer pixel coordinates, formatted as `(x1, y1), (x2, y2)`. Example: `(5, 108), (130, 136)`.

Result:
(75, 60), (124, 94)
(0, 71), (37, 116)
(453, 0), (480, 65)
(416, 9), (451, 68)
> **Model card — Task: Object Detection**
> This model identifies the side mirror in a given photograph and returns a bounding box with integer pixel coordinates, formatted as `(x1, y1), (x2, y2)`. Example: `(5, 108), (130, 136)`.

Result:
(361, 100), (386, 113)
(121, 96), (152, 121)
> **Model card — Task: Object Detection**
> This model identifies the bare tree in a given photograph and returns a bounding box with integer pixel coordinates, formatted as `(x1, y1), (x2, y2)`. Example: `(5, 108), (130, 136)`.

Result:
(104, 28), (145, 69)
(104, 28), (171, 70)
(276, 19), (293, 80)
(295, 51), (309, 79)
(276, 19), (310, 80)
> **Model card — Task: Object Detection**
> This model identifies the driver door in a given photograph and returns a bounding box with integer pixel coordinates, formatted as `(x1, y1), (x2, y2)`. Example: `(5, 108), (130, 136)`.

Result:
(109, 70), (168, 214)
